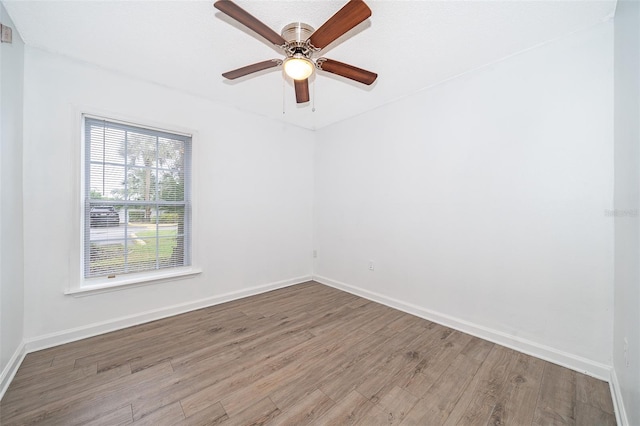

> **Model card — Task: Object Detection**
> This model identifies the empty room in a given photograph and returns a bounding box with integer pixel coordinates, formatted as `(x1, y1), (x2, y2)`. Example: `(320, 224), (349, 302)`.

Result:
(0, 0), (638, 424)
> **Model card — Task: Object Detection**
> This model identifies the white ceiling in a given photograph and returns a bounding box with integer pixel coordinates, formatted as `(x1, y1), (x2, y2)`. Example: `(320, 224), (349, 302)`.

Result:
(4, 0), (616, 130)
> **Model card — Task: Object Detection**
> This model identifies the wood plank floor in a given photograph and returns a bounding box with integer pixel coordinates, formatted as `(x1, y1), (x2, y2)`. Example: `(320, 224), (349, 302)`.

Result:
(0, 282), (616, 425)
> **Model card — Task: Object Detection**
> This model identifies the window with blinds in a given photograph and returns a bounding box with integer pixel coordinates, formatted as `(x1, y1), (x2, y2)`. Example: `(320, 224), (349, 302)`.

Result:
(84, 116), (192, 280)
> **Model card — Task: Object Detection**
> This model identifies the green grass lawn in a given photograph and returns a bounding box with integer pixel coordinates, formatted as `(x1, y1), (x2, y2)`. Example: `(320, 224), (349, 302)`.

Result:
(89, 229), (183, 276)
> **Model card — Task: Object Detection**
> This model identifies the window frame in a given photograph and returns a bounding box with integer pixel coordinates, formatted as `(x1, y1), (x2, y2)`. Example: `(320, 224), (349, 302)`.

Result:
(68, 113), (201, 296)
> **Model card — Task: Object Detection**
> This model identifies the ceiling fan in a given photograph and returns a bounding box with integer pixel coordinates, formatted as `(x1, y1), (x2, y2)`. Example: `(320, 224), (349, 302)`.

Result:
(213, 0), (378, 104)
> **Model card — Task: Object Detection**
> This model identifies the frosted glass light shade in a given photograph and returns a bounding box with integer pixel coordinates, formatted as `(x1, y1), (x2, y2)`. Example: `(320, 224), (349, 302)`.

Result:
(283, 57), (314, 80)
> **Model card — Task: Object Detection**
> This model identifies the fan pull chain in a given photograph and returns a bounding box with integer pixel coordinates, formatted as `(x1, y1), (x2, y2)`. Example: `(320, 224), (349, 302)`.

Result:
(282, 78), (286, 115)
(312, 79), (316, 112)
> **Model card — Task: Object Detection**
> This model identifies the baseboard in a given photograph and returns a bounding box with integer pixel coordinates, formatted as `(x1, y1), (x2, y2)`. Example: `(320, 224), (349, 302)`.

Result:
(610, 368), (629, 426)
(0, 341), (27, 401)
(24, 275), (312, 354)
(314, 275), (612, 381)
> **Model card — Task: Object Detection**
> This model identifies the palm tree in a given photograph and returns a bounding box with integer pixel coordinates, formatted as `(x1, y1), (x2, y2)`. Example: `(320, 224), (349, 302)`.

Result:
(125, 133), (182, 220)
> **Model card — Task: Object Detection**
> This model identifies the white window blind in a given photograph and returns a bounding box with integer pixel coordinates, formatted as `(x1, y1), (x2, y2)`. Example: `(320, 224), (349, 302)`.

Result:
(84, 117), (192, 279)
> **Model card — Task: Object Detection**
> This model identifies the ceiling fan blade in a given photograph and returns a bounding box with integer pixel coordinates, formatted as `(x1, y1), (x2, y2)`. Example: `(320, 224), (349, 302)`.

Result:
(294, 79), (310, 103)
(214, 0), (286, 46)
(222, 60), (281, 80)
(307, 0), (371, 50)
(317, 58), (377, 85)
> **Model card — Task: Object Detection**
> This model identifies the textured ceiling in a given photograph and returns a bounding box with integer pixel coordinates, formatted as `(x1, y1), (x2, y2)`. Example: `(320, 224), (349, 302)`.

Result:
(4, 0), (616, 130)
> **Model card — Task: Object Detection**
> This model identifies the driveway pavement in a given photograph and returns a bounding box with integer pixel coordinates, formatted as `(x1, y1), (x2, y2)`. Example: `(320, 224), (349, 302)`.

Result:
(90, 223), (177, 244)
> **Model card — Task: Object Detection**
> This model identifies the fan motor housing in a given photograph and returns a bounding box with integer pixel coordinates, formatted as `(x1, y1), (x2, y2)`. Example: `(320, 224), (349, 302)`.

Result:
(282, 23), (315, 59)
(281, 22), (315, 44)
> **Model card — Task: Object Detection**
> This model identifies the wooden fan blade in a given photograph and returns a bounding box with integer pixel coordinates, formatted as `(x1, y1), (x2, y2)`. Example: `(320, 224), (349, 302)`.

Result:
(307, 0), (371, 50)
(214, 0), (286, 46)
(317, 58), (377, 85)
(294, 79), (310, 103)
(222, 60), (281, 80)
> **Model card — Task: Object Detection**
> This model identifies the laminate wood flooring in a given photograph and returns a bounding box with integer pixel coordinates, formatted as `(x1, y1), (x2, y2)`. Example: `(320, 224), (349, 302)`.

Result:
(0, 282), (616, 425)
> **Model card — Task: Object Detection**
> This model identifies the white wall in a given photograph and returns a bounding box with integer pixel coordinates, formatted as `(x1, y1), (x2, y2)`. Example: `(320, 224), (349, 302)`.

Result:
(314, 22), (614, 375)
(0, 2), (24, 391)
(21, 48), (314, 343)
(613, 0), (640, 423)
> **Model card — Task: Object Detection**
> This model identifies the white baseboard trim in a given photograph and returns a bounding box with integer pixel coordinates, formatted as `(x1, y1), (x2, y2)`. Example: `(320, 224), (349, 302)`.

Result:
(610, 368), (629, 426)
(23, 275), (312, 354)
(0, 341), (27, 401)
(314, 275), (612, 381)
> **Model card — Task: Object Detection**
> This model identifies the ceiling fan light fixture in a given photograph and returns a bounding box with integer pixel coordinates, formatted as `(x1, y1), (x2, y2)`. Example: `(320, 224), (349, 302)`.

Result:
(283, 56), (314, 80)
(214, 0), (377, 104)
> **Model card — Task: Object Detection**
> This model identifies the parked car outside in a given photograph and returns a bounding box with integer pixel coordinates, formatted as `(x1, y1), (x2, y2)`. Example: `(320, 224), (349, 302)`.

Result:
(90, 206), (120, 227)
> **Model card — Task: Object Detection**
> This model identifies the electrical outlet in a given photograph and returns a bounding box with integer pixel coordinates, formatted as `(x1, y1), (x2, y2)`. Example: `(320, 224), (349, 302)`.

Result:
(368, 260), (374, 271)
(624, 338), (629, 367)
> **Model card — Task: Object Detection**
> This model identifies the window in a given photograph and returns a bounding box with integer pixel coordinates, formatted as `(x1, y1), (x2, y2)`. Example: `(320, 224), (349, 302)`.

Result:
(83, 116), (192, 283)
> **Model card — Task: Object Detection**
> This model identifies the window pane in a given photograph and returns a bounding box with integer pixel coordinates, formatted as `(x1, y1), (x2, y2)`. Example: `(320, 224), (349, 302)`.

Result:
(126, 204), (154, 224)
(165, 236), (185, 268)
(158, 170), (184, 202)
(89, 241), (126, 277)
(158, 138), (184, 171)
(89, 126), (126, 164)
(159, 206), (185, 268)
(159, 205), (184, 227)
(127, 132), (157, 167)
(89, 204), (122, 230)
(90, 164), (126, 201)
(127, 236), (159, 273)
(126, 166), (157, 202)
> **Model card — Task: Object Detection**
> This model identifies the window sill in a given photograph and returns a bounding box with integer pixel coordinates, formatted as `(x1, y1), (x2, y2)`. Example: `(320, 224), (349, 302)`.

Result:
(66, 267), (202, 297)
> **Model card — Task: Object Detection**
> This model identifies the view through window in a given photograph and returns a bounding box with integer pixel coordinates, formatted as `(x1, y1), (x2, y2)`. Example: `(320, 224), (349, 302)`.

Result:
(84, 117), (191, 279)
